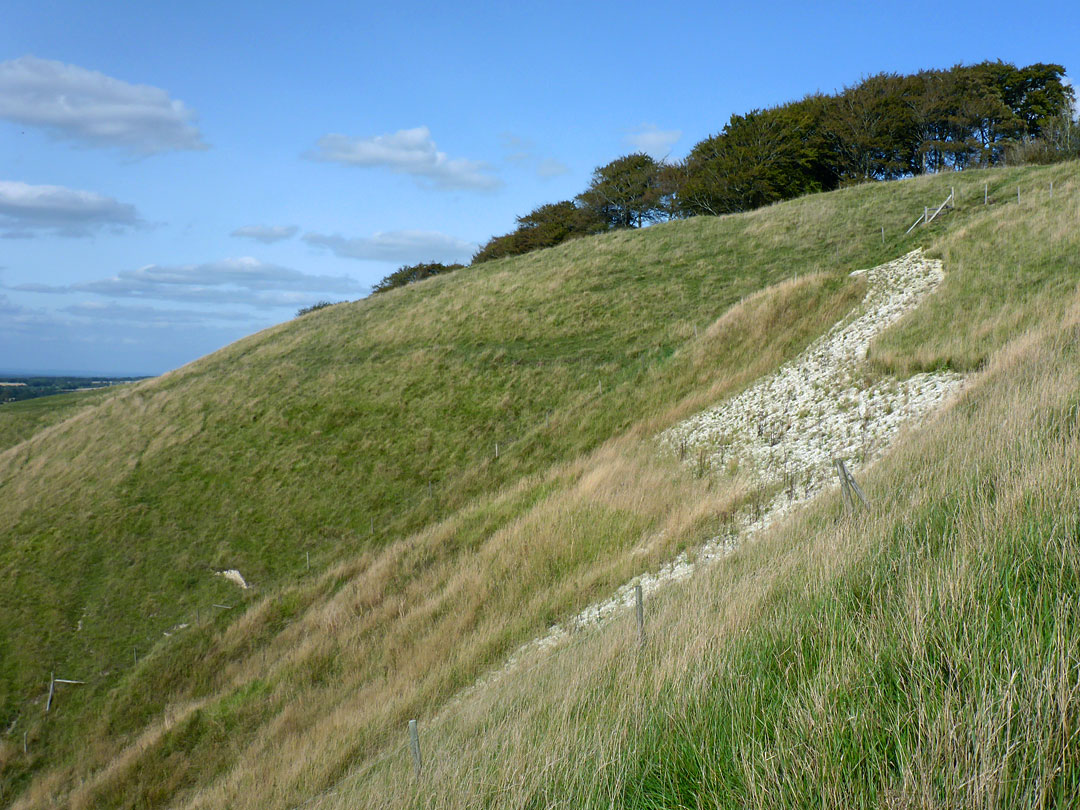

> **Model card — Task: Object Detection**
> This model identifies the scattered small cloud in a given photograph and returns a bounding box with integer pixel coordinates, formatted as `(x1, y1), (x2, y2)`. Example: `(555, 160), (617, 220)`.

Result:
(499, 131), (569, 179)
(499, 133), (533, 151)
(0, 179), (141, 237)
(0, 55), (207, 154)
(303, 230), (477, 264)
(230, 224), (299, 244)
(62, 301), (255, 325)
(624, 123), (682, 159)
(307, 126), (500, 191)
(536, 158), (570, 178)
(9, 256), (365, 308)
(0, 293), (23, 315)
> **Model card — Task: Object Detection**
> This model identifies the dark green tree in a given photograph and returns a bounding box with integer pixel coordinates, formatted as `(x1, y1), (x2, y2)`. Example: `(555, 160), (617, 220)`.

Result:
(679, 98), (833, 216)
(472, 200), (606, 264)
(576, 153), (669, 228)
(371, 261), (464, 294)
(824, 73), (916, 182)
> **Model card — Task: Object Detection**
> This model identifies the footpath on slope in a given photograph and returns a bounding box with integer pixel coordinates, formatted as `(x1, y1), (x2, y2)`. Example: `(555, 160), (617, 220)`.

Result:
(478, 249), (965, 686)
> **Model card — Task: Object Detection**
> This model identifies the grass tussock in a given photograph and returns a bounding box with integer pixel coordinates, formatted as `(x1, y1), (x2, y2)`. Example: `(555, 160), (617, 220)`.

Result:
(2, 160), (1079, 808)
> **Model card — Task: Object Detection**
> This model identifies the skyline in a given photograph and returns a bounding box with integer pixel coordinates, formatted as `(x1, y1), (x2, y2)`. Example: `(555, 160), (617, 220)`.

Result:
(2, 0), (1078, 375)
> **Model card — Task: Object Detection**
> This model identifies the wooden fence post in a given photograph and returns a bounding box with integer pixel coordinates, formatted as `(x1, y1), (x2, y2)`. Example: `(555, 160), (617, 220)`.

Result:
(834, 460), (853, 512)
(408, 719), (423, 777)
(635, 584), (644, 646)
(45, 673), (54, 713)
(835, 459), (869, 510)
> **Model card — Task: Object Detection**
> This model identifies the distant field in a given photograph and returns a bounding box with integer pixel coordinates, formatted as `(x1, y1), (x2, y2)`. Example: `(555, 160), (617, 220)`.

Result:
(0, 387), (118, 451)
(0, 375), (146, 404)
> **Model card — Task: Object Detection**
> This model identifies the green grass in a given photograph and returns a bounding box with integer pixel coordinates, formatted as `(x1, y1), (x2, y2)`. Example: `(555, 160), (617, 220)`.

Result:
(1, 160), (1078, 809)
(0, 387), (116, 452)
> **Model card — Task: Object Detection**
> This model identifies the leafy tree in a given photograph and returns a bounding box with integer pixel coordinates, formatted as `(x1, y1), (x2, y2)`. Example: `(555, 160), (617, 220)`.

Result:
(371, 262), (464, 294)
(824, 73), (916, 182)
(679, 98), (834, 216)
(472, 201), (606, 264)
(576, 153), (670, 228)
(296, 300), (335, 316)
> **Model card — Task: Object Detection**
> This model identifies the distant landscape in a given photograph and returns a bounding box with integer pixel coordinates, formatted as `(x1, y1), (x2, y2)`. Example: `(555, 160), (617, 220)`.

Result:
(0, 376), (148, 405)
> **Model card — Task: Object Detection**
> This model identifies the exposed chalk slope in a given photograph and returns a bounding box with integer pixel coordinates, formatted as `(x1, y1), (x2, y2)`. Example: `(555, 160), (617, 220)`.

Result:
(487, 250), (965, 682)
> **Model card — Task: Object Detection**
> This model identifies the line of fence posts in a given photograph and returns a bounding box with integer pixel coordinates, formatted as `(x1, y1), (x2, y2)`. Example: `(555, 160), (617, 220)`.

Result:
(897, 178), (1065, 240)
(397, 459), (878, 782)
(396, 459), (876, 783)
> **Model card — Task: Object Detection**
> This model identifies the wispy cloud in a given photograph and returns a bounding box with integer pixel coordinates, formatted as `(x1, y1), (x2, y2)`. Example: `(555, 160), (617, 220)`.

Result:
(0, 55), (207, 154)
(62, 301), (255, 325)
(0, 179), (141, 237)
(10, 257), (365, 308)
(230, 224), (299, 244)
(303, 230), (477, 264)
(499, 131), (570, 179)
(536, 158), (570, 178)
(624, 123), (681, 158)
(307, 126), (500, 190)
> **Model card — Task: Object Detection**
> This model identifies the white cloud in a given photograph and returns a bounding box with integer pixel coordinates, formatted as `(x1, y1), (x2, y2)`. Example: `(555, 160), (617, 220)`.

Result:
(302, 230), (477, 264)
(0, 55), (207, 154)
(230, 224), (299, 243)
(624, 123), (682, 158)
(10, 257), (365, 308)
(536, 158), (570, 178)
(0, 179), (141, 237)
(307, 126), (500, 190)
(62, 301), (255, 325)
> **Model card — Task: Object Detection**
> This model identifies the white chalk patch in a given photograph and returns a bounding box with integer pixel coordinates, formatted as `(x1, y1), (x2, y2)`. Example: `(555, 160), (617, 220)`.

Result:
(217, 569), (249, 590)
(458, 250), (966, 700)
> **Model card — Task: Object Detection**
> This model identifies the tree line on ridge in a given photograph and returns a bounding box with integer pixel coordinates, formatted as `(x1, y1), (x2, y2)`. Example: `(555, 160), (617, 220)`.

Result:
(367, 60), (1076, 296)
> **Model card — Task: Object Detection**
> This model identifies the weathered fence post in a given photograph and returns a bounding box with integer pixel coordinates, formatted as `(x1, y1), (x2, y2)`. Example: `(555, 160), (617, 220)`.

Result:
(408, 718), (422, 777)
(834, 460), (853, 512)
(635, 584), (644, 646)
(45, 673), (54, 713)
(834, 459), (868, 511)
(984, 182), (988, 205)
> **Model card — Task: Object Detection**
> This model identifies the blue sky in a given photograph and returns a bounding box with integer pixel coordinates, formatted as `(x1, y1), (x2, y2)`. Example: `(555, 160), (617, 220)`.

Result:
(1, 0), (1077, 375)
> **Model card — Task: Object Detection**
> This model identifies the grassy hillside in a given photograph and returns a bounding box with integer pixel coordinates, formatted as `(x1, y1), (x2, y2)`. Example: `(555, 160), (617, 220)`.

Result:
(0, 388), (117, 453)
(1, 161), (1078, 808)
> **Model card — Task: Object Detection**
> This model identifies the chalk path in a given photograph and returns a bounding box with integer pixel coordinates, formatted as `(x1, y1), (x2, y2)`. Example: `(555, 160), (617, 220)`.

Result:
(470, 249), (964, 690)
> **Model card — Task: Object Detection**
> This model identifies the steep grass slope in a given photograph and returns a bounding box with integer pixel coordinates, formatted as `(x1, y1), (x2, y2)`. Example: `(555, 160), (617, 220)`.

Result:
(1, 161), (1077, 809)
(0, 388), (115, 453)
